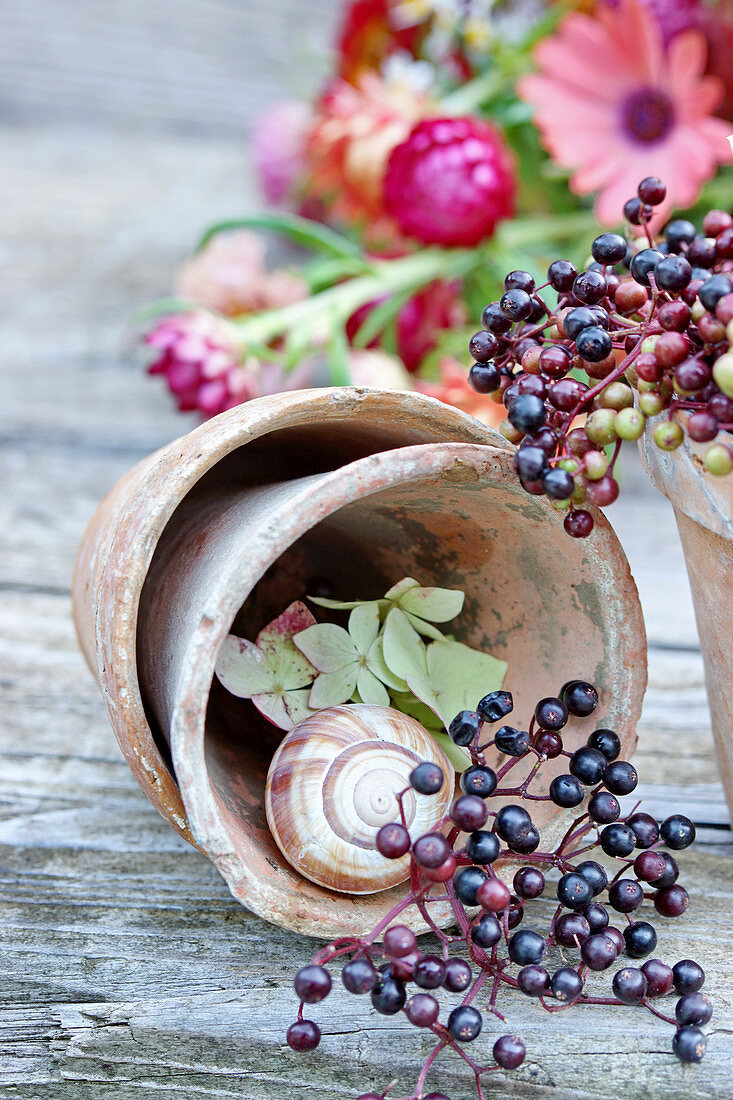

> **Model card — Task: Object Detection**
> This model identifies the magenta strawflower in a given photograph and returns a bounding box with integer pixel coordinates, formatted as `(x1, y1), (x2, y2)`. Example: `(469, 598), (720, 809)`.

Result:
(251, 100), (311, 206)
(384, 116), (516, 247)
(145, 312), (255, 417)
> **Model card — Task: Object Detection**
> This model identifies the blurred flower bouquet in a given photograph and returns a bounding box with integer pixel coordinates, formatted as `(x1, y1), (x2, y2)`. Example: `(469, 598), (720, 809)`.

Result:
(142, 0), (732, 422)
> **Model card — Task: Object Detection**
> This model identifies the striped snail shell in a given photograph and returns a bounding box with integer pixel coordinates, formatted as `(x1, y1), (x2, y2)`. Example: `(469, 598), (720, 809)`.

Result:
(265, 704), (454, 894)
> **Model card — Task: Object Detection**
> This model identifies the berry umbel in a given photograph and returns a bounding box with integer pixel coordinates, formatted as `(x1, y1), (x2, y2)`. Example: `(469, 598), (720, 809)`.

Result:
(286, 680), (708, 1098)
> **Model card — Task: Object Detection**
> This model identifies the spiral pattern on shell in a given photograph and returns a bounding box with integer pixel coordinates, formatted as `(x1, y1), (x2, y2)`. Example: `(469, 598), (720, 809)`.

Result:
(265, 704), (454, 894)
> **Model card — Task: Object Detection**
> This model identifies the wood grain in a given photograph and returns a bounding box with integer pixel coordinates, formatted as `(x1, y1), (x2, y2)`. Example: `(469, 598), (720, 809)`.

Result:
(1, 8), (732, 1092)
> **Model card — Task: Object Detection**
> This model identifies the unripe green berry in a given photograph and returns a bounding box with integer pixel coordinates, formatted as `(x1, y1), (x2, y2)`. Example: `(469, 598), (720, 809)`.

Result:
(691, 300), (706, 322)
(712, 352), (733, 398)
(653, 420), (684, 451)
(585, 408), (618, 446)
(639, 392), (664, 416)
(584, 450), (609, 480)
(598, 382), (634, 411)
(704, 444), (733, 476)
(641, 336), (659, 354)
(727, 319), (733, 344)
(637, 379), (658, 393)
(615, 407), (646, 441)
(550, 496), (572, 512)
(572, 478), (587, 504)
(500, 418), (524, 444)
(558, 457), (580, 475)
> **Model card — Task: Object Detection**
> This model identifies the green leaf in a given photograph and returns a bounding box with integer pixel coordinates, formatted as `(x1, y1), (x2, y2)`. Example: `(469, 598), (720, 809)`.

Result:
(294, 623), (356, 672)
(425, 640), (507, 729)
(389, 691), (444, 731)
(255, 601), (318, 689)
(327, 324), (353, 387)
(366, 634), (408, 692)
(350, 290), (412, 348)
(430, 730), (472, 774)
(196, 212), (364, 262)
(348, 603), (381, 655)
(382, 608), (429, 684)
(384, 578), (420, 601)
(215, 636), (272, 697)
(397, 585), (465, 623)
(308, 595), (383, 612)
(356, 666), (391, 707)
(403, 612), (446, 641)
(309, 667), (358, 709)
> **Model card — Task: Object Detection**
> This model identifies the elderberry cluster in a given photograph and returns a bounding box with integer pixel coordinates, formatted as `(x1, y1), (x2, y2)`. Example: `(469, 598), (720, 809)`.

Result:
(286, 682), (710, 1098)
(467, 176), (733, 537)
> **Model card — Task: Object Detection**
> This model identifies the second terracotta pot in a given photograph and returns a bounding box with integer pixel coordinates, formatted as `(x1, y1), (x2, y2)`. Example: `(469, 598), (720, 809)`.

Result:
(73, 388), (646, 936)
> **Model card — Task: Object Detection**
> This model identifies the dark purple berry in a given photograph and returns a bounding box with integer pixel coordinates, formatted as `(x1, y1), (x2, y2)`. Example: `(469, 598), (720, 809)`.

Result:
(409, 761), (444, 795)
(494, 725), (531, 755)
(294, 965), (332, 1003)
(676, 993), (712, 1027)
(630, 248), (665, 287)
(508, 394), (546, 433)
(414, 955), (445, 990)
(673, 1026), (707, 1063)
(627, 812), (659, 849)
(371, 976), (406, 1015)
(608, 879), (644, 913)
(513, 866), (545, 899)
(557, 872), (593, 910)
(508, 929), (545, 966)
(554, 913), (591, 947)
(576, 325), (613, 362)
(588, 728), (621, 761)
(376, 822), (411, 859)
(460, 764), (498, 798)
(569, 746), (607, 785)
(654, 884), (689, 917)
(575, 860), (608, 896)
(448, 1005), (483, 1042)
(287, 1020), (321, 1051)
(550, 774), (584, 808)
(535, 696), (569, 730)
(449, 710), (481, 746)
(660, 814), (696, 850)
(589, 790), (620, 824)
(453, 866), (489, 906)
(471, 913), (503, 948)
(548, 259), (578, 292)
(413, 832), (451, 869)
(600, 823), (635, 857)
(573, 269), (607, 305)
(561, 679), (599, 716)
(641, 958), (674, 997)
(469, 361), (501, 394)
(551, 966), (584, 1002)
(581, 933), (617, 971)
(465, 830), (501, 865)
(342, 958), (378, 994)
(613, 966), (648, 1005)
(443, 957), (472, 992)
(469, 330), (499, 362)
(405, 993), (439, 1027)
(673, 959), (705, 994)
(602, 760), (638, 795)
(451, 794), (488, 831)
(477, 690), (513, 723)
(624, 920), (657, 958)
(638, 176), (666, 205)
(493, 1034), (526, 1069)
(518, 964), (550, 996)
(500, 288), (534, 322)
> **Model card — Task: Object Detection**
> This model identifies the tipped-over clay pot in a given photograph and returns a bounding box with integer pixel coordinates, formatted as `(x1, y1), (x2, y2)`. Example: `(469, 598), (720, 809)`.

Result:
(640, 421), (733, 816)
(73, 388), (646, 936)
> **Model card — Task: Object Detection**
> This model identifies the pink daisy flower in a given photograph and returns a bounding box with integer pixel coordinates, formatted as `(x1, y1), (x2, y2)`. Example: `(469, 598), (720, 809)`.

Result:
(518, 0), (730, 226)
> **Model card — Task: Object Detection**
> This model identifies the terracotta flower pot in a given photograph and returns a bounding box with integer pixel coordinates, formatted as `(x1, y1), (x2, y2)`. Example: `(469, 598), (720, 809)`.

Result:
(73, 388), (646, 937)
(640, 424), (733, 813)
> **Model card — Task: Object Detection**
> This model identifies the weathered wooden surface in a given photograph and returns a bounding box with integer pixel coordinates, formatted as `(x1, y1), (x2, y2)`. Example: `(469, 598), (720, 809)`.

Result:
(1, 7), (732, 1094)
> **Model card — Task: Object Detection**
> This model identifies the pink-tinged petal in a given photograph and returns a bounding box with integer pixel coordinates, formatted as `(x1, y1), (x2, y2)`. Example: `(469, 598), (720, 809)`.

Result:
(593, 172), (644, 227)
(680, 76), (726, 121)
(664, 30), (708, 89)
(532, 38), (630, 102)
(596, 0), (662, 83)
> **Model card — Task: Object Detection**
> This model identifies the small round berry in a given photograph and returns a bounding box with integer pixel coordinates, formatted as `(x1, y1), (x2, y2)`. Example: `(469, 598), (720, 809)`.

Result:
(413, 955), (445, 990)
(589, 790), (620, 824)
(294, 965), (332, 1004)
(565, 509), (594, 538)
(700, 273), (733, 312)
(551, 966), (584, 1002)
(451, 794), (488, 832)
(539, 344), (573, 379)
(477, 876), (512, 913)
(665, 218), (696, 252)
(376, 822), (411, 859)
(623, 196), (647, 225)
(443, 957), (472, 992)
(461, 764), (498, 798)
(515, 445), (548, 483)
(641, 958), (674, 998)
(616, 408), (646, 442)
(581, 933), (617, 971)
(371, 976), (406, 1015)
(448, 1005), (483, 1043)
(550, 774), (584, 808)
(391, 949), (419, 981)
(453, 866), (489, 906)
(600, 823), (635, 857)
(673, 959), (705, 994)
(518, 964), (550, 996)
(535, 697), (569, 730)
(542, 467), (575, 501)
(687, 411), (719, 443)
(624, 920), (658, 958)
(602, 760), (638, 795)
(557, 872), (594, 910)
(576, 325), (613, 363)
(409, 761), (444, 795)
(575, 861), (608, 896)
(534, 729), (563, 757)
(508, 394), (546, 433)
(494, 725), (531, 756)
(585, 408), (618, 446)
(493, 1034), (526, 1070)
(676, 992), (713, 1027)
(548, 259), (578, 291)
(405, 992), (440, 1027)
(631, 248), (665, 286)
(469, 330), (499, 363)
(510, 824), (540, 855)
(673, 1026), (707, 1063)
(654, 884), (689, 918)
(627, 811), (659, 849)
(505, 270), (535, 293)
(413, 832), (452, 869)
(448, 710), (481, 746)
(383, 926), (417, 959)
(574, 269), (607, 305)
(588, 728), (621, 761)
(560, 679), (599, 716)
(658, 299), (691, 331)
(342, 958), (377, 994)
(592, 232), (628, 265)
(469, 361), (501, 395)
(613, 967), (648, 1005)
(608, 879), (644, 913)
(500, 288), (534, 322)
(495, 804), (532, 841)
(634, 850), (667, 883)
(477, 689), (513, 723)
(466, 830), (501, 865)
(514, 866), (545, 899)
(471, 912), (503, 948)
(654, 254), (692, 291)
(653, 852), (680, 890)
(705, 443), (733, 475)
(660, 814), (696, 850)
(508, 929), (546, 966)
(638, 176), (666, 205)
(286, 1019), (320, 1052)
(569, 746), (607, 786)
(554, 913), (591, 947)
(423, 854), (457, 883)
(482, 301), (512, 333)
(580, 901), (609, 934)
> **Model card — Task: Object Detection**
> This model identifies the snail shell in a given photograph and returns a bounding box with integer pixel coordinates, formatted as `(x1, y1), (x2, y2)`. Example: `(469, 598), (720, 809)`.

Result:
(265, 704), (454, 894)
